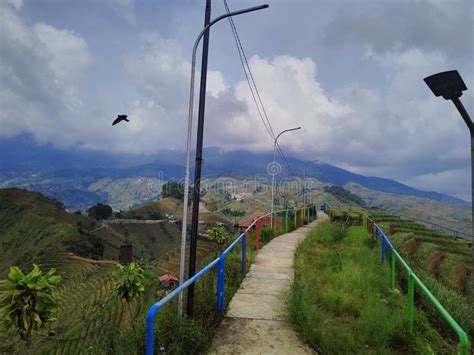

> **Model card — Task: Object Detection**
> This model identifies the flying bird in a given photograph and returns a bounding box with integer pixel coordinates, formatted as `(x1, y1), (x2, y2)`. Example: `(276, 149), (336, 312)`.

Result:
(112, 115), (129, 126)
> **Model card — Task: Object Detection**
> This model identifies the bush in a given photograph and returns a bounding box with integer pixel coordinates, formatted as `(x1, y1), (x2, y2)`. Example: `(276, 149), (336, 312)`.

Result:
(260, 227), (273, 244)
(0, 265), (61, 342)
(330, 223), (347, 243)
(115, 262), (145, 302)
(207, 227), (230, 250)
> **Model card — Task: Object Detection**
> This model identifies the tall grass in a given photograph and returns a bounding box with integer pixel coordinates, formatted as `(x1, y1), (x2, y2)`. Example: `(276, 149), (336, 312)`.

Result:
(289, 222), (455, 354)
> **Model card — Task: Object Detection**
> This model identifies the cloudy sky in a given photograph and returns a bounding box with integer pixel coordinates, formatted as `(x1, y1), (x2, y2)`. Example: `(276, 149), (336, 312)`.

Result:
(1, 0), (473, 199)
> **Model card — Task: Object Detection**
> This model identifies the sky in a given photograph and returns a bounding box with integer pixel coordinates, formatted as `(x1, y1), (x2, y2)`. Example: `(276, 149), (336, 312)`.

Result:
(1, 0), (473, 200)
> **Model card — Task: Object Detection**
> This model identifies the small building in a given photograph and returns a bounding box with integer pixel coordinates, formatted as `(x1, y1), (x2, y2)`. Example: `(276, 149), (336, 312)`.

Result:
(238, 219), (254, 233)
(118, 244), (133, 265)
(159, 274), (179, 289)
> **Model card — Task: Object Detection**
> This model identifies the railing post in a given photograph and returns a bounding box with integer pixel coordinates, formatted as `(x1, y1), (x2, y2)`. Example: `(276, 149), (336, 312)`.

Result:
(217, 253), (225, 313)
(241, 234), (246, 274)
(285, 209), (289, 233)
(407, 272), (415, 332)
(273, 210), (277, 237)
(381, 235), (386, 263)
(255, 219), (260, 251)
(391, 252), (396, 290)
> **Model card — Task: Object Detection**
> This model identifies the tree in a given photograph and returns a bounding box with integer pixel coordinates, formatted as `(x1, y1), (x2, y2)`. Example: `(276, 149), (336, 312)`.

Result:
(87, 203), (113, 220)
(161, 181), (185, 200)
(115, 262), (145, 302)
(0, 265), (61, 343)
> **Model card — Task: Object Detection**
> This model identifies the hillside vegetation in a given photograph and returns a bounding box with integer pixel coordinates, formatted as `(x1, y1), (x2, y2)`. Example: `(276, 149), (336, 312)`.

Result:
(290, 222), (456, 353)
(366, 210), (473, 339)
(0, 188), (226, 353)
(0, 188), (118, 275)
(122, 196), (231, 225)
(347, 182), (472, 235)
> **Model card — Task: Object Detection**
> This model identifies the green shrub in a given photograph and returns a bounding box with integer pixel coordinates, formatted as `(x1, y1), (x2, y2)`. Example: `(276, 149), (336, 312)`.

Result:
(207, 227), (230, 249)
(0, 265), (61, 342)
(260, 227), (273, 244)
(330, 223), (347, 242)
(115, 262), (145, 302)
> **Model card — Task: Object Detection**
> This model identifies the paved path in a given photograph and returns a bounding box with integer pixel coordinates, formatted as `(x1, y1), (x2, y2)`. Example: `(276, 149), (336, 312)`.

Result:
(208, 212), (328, 355)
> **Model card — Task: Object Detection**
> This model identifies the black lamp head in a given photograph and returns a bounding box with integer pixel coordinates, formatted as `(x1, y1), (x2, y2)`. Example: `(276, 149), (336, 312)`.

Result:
(423, 70), (468, 100)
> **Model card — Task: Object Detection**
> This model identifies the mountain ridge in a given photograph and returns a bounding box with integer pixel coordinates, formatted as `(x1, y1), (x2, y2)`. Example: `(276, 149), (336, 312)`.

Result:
(1, 135), (469, 210)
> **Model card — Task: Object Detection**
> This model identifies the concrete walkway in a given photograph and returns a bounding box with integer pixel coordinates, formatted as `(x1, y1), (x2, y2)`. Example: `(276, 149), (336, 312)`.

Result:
(208, 213), (328, 354)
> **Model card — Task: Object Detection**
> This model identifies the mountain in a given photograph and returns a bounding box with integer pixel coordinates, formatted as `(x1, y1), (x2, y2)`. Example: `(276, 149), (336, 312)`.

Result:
(1, 135), (469, 212)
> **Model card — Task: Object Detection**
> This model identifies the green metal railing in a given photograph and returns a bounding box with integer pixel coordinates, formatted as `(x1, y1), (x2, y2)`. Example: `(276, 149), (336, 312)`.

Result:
(362, 213), (470, 355)
(322, 203), (469, 354)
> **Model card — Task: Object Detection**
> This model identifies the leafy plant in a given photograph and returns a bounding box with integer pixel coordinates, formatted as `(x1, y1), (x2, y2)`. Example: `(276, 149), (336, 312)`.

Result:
(115, 262), (145, 302)
(207, 227), (229, 248)
(0, 265), (61, 342)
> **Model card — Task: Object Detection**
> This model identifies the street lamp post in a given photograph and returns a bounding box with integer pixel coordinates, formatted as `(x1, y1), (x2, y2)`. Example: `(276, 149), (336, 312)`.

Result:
(423, 70), (473, 275)
(271, 127), (301, 229)
(303, 159), (319, 220)
(178, 3), (269, 318)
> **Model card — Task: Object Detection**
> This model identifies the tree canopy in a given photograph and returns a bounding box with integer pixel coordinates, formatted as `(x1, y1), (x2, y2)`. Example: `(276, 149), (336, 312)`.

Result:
(87, 203), (113, 220)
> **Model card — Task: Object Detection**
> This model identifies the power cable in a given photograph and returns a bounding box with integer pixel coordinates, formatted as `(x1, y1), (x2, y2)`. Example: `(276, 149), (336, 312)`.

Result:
(223, 0), (305, 191)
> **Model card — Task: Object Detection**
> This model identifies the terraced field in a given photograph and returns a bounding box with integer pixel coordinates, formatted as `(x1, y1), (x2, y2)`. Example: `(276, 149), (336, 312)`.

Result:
(110, 221), (182, 260)
(366, 211), (473, 340)
(0, 189), (224, 354)
(155, 240), (217, 276)
(1, 253), (172, 354)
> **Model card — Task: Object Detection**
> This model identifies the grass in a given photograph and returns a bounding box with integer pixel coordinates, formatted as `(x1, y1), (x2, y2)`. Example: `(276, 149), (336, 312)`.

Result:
(368, 210), (473, 339)
(289, 222), (456, 354)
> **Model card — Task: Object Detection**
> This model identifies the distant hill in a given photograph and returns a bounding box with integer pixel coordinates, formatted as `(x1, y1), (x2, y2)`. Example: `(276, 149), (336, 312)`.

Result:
(0, 188), (115, 276)
(1, 135), (469, 212)
(0, 189), (194, 277)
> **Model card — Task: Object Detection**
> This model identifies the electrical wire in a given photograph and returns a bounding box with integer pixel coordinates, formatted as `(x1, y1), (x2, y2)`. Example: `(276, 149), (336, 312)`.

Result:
(223, 0), (305, 190)
(223, 0), (274, 140)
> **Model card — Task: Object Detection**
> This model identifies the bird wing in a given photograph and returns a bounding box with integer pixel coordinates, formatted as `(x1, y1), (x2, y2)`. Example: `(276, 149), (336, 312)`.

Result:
(112, 117), (121, 126)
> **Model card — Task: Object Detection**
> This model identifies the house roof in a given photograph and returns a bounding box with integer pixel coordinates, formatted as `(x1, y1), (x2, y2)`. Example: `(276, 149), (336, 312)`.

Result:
(239, 220), (253, 228)
(159, 274), (179, 283)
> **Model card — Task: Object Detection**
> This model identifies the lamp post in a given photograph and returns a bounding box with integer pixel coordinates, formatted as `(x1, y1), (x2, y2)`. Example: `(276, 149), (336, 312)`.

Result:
(178, 3), (269, 318)
(423, 70), (473, 270)
(303, 159), (319, 220)
(271, 127), (301, 229)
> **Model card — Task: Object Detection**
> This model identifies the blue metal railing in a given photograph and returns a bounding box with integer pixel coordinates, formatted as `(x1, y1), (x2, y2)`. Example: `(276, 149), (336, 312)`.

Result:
(145, 232), (246, 355)
(145, 206), (313, 354)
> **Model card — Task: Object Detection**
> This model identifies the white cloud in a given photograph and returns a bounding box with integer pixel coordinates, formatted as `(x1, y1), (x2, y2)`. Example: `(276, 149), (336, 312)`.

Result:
(34, 23), (92, 83)
(404, 168), (471, 201)
(106, 0), (136, 25)
(0, 2), (93, 145)
(1, 0), (472, 200)
(0, 0), (22, 10)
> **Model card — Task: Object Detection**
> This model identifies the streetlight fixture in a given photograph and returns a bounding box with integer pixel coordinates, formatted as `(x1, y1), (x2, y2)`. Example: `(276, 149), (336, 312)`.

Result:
(423, 70), (473, 258)
(178, 2), (269, 318)
(271, 127), (301, 229)
(303, 159), (319, 219)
